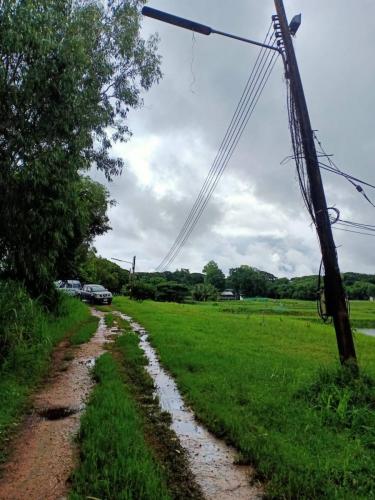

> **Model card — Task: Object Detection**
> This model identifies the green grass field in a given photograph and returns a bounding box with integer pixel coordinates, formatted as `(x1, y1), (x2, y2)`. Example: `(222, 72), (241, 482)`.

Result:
(112, 297), (375, 499)
(218, 298), (375, 328)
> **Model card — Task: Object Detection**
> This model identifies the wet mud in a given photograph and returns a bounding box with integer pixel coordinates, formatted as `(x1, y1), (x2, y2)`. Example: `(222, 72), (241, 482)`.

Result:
(0, 310), (118, 500)
(118, 313), (263, 500)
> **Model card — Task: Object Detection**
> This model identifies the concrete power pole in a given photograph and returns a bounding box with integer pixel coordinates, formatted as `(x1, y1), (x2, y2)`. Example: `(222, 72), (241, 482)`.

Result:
(129, 256), (136, 293)
(274, 0), (357, 368)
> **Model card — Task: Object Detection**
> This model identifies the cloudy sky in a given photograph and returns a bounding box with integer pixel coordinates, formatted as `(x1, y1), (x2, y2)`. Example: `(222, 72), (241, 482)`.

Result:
(92, 0), (375, 278)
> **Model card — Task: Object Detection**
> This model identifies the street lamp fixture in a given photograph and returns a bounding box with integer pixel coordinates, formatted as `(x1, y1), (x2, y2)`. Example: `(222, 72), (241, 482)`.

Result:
(142, 7), (280, 52)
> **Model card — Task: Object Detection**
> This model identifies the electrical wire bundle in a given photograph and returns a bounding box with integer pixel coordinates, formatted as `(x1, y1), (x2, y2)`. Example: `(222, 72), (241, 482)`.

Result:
(156, 23), (280, 271)
(285, 81), (315, 224)
(312, 133), (375, 237)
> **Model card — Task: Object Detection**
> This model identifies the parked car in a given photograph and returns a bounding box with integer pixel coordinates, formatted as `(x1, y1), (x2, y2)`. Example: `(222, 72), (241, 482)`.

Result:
(80, 284), (112, 305)
(55, 280), (82, 297)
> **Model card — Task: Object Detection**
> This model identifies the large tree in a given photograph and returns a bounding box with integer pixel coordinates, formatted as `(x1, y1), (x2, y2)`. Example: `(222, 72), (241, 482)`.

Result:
(202, 261), (225, 292)
(227, 265), (273, 298)
(0, 0), (161, 306)
(56, 176), (115, 280)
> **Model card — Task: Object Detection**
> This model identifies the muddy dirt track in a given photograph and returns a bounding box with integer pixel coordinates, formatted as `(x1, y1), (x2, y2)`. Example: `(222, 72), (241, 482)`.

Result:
(0, 308), (262, 500)
(0, 310), (112, 500)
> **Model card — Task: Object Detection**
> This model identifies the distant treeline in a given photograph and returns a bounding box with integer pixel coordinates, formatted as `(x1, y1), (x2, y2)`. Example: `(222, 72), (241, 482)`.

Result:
(72, 256), (375, 302)
(133, 263), (375, 302)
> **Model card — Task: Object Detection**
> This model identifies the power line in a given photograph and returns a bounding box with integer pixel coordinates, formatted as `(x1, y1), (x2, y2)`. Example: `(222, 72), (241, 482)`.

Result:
(333, 226), (375, 238)
(157, 25), (276, 271)
(156, 26), (280, 271)
(159, 50), (279, 271)
(314, 132), (375, 208)
(318, 162), (375, 190)
(335, 219), (375, 232)
(286, 75), (315, 222)
(160, 51), (280, 271)
(331, 216), (375, 237)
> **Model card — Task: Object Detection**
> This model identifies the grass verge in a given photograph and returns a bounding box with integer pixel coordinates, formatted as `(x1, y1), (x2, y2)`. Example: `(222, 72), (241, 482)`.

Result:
(113, 297), (375, 499)
(114, 322), (202, 499)
(0, 294), (92, 463)
(104, 312), (116, 328)
(70, 317), (202, 499)
(70, 315), (99, 345)
(70, 352), (172, 500)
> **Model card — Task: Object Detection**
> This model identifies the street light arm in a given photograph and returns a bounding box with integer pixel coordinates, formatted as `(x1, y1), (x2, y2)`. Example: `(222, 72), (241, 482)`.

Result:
(111, 257), (133, 264)
(142, 6), (280, 53)
(142, 6), (212, 35)
(211, 29), (280, 52)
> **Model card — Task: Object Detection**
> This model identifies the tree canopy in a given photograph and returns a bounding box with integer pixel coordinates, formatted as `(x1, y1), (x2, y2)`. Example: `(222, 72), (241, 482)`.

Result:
(78, 250), (129, 294)
(202, 261), (225, 292)
(227, 265), (276, 298)
(0, 0), (161, 306)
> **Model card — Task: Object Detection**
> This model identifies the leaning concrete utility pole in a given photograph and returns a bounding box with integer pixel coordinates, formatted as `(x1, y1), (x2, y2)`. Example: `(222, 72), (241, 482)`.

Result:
(274, 0), (357, 368)
(142, 3), (358, 368)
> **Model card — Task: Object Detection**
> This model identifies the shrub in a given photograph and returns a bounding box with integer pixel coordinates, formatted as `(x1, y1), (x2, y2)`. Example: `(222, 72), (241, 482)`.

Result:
(155, 282), (189, 303)
(192, 283), (218, 301)
(129, 281), (156, 301)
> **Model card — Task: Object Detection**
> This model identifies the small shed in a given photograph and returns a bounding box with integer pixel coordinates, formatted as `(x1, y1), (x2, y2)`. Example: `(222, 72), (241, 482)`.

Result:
(220, 289), (236, 301)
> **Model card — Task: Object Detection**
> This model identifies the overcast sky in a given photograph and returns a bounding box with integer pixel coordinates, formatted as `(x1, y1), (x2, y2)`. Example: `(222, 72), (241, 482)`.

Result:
(91, 0), (375, 278)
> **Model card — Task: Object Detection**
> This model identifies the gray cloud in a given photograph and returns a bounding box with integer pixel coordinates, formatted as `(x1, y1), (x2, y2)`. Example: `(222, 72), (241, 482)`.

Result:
(93, 0), (375, 277)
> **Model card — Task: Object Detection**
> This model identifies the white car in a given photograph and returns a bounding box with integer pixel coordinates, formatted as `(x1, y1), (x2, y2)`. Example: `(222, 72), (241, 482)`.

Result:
(55, 280), (82, 297)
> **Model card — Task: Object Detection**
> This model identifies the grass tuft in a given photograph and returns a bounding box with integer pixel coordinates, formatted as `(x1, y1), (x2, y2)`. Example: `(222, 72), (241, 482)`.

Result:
(71, 315), (202, 499)
(104, 312), (116, 329)
(299, 368), (375, 440)
(70, 316), (99, 345)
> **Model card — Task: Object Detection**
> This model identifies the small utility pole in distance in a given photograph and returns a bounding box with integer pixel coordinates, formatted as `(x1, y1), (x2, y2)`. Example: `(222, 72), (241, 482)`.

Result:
(130, 256), (136, 292)
(111, 256), (136, 294)
(274, 0), (357, 369)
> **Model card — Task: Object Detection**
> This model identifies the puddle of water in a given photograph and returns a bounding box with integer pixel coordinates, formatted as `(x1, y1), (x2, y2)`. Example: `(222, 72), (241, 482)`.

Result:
(357, 329), (375, 337)
(38, 406), (82, 420)
(118, 313), (262, 500)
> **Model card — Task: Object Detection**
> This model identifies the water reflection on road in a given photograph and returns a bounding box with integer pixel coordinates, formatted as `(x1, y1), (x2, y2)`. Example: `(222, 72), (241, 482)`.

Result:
(118, 313), (262, 500)
(357, 329), (375, 337)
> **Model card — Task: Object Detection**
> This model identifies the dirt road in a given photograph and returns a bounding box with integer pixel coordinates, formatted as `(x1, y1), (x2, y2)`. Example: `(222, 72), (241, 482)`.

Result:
(0, 311), (115, 500)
